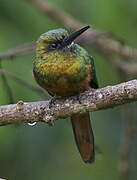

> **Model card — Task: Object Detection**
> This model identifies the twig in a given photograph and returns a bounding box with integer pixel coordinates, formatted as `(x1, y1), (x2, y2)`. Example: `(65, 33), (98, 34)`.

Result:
(103, 54), (137, 75)
(1, 44), (137, 75)
(0, 69), (47, 98)
(0, 63), (14, 103)
(0, 0), (137, 62)
(0, 42), (35, 60)
(27, 0), (137, 60)
(116, 63), (137, 75)
(0, 79), (137, 126)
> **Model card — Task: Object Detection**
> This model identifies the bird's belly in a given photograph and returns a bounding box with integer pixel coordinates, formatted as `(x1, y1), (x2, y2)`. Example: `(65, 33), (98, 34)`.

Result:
(34, 62), (91, 97)
(45, 73), (91, 97)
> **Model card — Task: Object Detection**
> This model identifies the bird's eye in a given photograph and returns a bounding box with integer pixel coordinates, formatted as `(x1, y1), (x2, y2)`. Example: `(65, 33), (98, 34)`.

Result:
(62, 35), (66, 39)
(50, 43), (58, 49)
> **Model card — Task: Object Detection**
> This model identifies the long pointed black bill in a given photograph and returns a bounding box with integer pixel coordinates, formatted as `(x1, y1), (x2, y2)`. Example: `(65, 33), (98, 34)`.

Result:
(62, 25), (90, 47)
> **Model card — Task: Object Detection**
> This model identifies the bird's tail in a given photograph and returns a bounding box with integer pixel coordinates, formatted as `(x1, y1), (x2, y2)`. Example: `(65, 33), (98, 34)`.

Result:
(71, 112), (94, 163)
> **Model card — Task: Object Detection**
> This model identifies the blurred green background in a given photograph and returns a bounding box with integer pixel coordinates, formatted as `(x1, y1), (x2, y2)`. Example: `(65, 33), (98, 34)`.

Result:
(0, 0), (137, 179)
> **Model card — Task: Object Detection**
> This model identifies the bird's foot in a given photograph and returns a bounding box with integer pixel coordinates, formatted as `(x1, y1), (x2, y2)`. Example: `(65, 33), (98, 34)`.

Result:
(49, 95), (61, 108)
(49, 96), (56, 108)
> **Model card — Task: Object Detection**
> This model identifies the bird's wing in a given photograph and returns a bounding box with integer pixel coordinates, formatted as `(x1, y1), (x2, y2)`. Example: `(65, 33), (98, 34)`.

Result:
(89, 55), (99, 89)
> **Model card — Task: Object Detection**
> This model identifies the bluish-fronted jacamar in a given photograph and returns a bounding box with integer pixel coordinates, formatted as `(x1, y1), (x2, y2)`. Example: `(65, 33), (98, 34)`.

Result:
(33, 26), (98, 163)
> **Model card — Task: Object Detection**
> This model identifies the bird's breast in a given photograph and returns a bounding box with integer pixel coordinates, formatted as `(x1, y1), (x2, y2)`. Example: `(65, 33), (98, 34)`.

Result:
(33, 56), (92, 97)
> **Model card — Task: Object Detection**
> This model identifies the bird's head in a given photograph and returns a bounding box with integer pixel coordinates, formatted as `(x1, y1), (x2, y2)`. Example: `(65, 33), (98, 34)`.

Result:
(36, 25), (90, 54)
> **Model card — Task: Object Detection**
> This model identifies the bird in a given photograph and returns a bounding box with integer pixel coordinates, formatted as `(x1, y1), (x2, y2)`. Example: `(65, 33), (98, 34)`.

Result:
(33, 25), (98, 163)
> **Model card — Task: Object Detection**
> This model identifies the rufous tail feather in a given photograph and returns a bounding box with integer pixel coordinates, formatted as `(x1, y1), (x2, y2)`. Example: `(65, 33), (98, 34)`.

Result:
(71, 112), (94, 163)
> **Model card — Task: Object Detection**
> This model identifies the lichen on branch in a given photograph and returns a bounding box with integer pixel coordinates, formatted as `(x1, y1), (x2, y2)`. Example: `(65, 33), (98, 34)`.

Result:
(0, 80), (137, 126)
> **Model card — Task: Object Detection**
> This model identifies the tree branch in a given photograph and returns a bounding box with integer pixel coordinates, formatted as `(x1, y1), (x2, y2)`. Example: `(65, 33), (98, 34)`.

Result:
(0, 42), (35, 60)
(27, 0), (137, 61)
(0, 80), (137, 126)
(0, 0), (137, 62)
(0, 69), (47, 98)
(0, 63), (14, 103)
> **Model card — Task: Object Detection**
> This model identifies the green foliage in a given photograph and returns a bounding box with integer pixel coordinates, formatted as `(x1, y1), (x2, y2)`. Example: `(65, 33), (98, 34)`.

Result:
(0, 0), (137, 179)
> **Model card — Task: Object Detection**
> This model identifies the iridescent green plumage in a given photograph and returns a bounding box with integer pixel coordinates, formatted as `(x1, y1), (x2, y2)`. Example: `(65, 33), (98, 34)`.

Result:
(33, 28), (98, 96)
(33, 26), (98, 163)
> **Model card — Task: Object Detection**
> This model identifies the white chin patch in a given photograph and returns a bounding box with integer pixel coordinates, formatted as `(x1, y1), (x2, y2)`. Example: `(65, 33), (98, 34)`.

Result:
(67, 42), (74, 49)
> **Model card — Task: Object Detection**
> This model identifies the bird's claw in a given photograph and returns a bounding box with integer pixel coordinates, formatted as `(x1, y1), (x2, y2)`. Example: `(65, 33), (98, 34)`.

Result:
(49, 95), (61, 108)
(49, 96), (57, 108)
